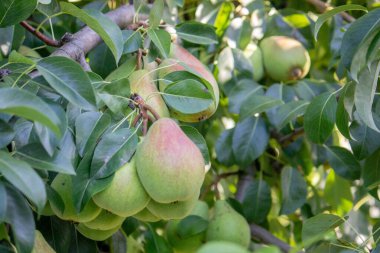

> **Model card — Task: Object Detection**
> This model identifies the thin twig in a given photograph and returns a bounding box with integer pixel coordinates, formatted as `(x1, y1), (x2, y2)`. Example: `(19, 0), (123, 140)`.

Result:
(20, 21), (62, 47)
(306, 0), (355, 22)
(142, 104), (160, 120)
(279, 128), (305, 146)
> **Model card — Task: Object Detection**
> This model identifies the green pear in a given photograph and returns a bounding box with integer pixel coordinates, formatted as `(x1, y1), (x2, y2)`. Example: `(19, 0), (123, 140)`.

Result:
(136, 118), (205, 203)
(133, 207), (161, 222)
(260, 36), (310, 82)
(253, 246), (281, 253)
(166, 200), (209, 252)
(129, 69), (170, 118)
(147, 191), (200, 220)
(244, 42), (264, 81)
(50, 174), (101, 222)
(158, 44), (219, 122)
(93, 158), (150, 217)
(76, 223), (120, 241)
(206, 200), (250, 248)
(32, 230), (55, 253)
(83, 209), (125, 230)
(196, 241), (250, 253)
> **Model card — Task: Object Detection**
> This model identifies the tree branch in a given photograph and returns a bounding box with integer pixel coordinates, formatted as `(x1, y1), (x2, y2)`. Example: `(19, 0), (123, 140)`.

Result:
(20, 21), (62, 47)
(306, 0), (355, 22)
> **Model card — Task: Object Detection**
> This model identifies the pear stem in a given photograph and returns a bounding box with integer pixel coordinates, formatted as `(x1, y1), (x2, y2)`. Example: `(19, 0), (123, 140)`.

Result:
(142, 104), (160, 120)
(200, 170), (242, 200)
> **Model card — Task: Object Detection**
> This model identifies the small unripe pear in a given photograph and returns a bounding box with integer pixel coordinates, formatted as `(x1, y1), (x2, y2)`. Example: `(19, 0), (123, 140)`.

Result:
(133, 207), (160, 222)
(83, 209), (125, 230)
(196, 241), (250, 253)
(260, 36), (310, 82)
(93, 158), (150, 217)
(76, 224), (120, 241)
(129, 69), (170, 118)
(51, 174), (101, 222)
(136, 118), (205, 203)
(206, 200), (251, 248)
(244, 42), (264, 81)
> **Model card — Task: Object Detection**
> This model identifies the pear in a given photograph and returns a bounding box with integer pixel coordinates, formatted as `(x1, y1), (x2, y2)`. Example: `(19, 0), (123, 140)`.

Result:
(196, 241), (250, 253)
(260, 36), (310, 82)
(244, 42), (264, 81)
(129, 69), (170, 118)
(32, 230), (55, 253)
(133, 207), (161, 222)
(93, 158), (150, 217)
(76, 223), (120, 241)
(166, 200), (209, 253)
(206, 200), (251, 248)
(83, 209), (125, 230)
(158, 44), (219, 122)
(147, 191), (200, 220)
(50, 174), (101, 222)
(136, 118), (205, 203)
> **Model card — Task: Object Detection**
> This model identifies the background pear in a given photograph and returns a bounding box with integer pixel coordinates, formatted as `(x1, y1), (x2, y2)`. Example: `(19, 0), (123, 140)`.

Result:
(76, 223), (120, 241)
(260, 36), (310, 82)
(93, 158), (150, 217)
(244, 42), (264, 81)
(136, 118), (205, 203)
(50, 174), (101, 222)
(83, 209), (125, 230)
(206, 200), (251, 248)
(133, 207), (161, 222)
(129, 69), (169, 118)
(196, 241), (250, 253)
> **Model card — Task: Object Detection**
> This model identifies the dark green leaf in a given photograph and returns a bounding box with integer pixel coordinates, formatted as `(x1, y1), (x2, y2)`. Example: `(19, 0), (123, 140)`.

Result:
(362, 149), (380, 192)
(232, 117), (269, 166)
(177, 215), (209, 239)
(228, 80), (264, 114)
(147, 28), (171, 58)
(37, 56), (97, 111)
(350, 120), (380, 160)
(122, 30), (143, 54)
(241, 179), (271, 223)
(0, 119), (14, 149)
(0, 0), (38, 27)
(280, 167), (307, 215)
(326, 146), (361, 180)
(274, 100), (309, 130)
(0, 151), (46, 212)
(176, 22), (218, 45)
(0, 182), (6, 220)
(149, 0), (164, 28)
(180, 125), (210, 164)
(239, 95), (283, 119)
(304, 92), (337, 144)
(144, 225), (173, 253)
(215, 128), (236, 166)
(336, 85), (352, 139)
(302, 213), (344, 244)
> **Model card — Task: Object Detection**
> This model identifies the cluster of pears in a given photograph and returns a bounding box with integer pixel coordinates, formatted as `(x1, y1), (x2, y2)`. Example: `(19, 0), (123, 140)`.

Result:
(166, 199), (251, 253)
(222, 35), (310, 83)
(47, 44), (219, 241)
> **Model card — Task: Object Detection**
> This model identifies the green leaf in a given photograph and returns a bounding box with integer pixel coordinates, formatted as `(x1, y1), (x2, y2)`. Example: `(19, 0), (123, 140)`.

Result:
(177, 215), (209, 239)
(302, 213), (344, 244)
(304, 92), (337, 144)
(215, 128), (236, 166)
(37, 56), (97, 111)
(314, 4), (367, 40)
(0, 151), (46, 213)
(354, 61), (380, 132)
(350, 120), (380, 160)
(362, 149), (380, 192)
(214, 2), (234, 37)
(0, 87), (61, 136)
(232, 117), (269, 167)
(280, 167), (307, 215)
(240, 95), (283, 119)
(228, 80), (264, 114)
(106, 57), (136, 81)
(9, 50), (35, 65)
(91, 128), (138, 179)
(324, 170), (353, 215)
(3, 184), (35, 253)
(180, 125), (210, 164)
(149, 0), (164, 28)
(176, 21), (218, 45)
(0, 0), (38, 27)
(60, 2), (124, 62)
(0, 182), (6, 220)
(336, 85), (352, 139)
(241, 179), (271, 223)
(147, 28), (171, 58)
(0, 119), (15, 149)
(75, 112), (111, 157)
(325, 146), (361, 180)
(144, 225), (172, 253)
(274, 100), (309, 130)
(122, 30), (142, 54)
(162, 79), (213, 114)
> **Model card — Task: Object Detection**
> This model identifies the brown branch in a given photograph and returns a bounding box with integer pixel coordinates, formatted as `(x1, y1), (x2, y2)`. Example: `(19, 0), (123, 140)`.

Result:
(279, 128), (305, 146)
(306, 0), (355, 22)
(142, 104), (160, 121)
(20, 21), (62, 47)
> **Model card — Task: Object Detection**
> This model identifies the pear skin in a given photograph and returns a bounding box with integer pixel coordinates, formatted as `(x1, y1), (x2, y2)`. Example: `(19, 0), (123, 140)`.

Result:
(83, 209), (125, 230)
(93, 158), (150, 217)
(32, 231), (55, 253)
(196, 241), (250, 253)
(244, 42), (264, 81)
(136, 118), (205, 203)
(206, 200), (251, 248)
(260, 36), (310, 82)
(50, 174), (101, 222)
(133, 207), (160, 222)
(129, 69), (170, 118)
(76, 224), (120, 241)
